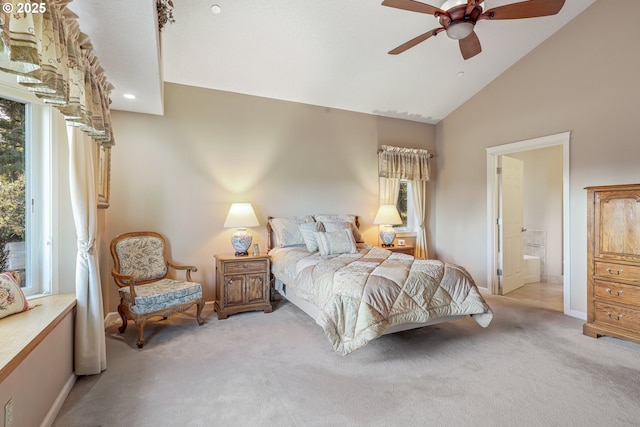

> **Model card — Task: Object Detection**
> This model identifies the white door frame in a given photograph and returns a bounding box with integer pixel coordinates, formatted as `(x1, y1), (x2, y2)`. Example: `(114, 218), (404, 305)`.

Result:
(486, 131), (571, 314)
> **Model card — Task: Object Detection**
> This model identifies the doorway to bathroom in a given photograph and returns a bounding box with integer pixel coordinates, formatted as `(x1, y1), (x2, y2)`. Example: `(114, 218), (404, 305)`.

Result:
(486, 132), (570, 314)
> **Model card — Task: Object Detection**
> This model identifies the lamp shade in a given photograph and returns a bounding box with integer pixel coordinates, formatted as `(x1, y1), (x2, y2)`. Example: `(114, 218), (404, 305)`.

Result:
(223, 203), (259, 228)
(373, 205), (403, 226)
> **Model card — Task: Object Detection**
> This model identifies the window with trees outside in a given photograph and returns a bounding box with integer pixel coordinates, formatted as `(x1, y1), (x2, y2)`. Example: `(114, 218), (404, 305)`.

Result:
(0, 97), (26, 285)
(395, 180), (414, 231)
(0, 95), (50, 296)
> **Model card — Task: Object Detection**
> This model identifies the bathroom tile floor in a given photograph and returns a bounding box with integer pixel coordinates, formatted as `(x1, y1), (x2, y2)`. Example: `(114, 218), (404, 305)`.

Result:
(503, 282), (564, 312)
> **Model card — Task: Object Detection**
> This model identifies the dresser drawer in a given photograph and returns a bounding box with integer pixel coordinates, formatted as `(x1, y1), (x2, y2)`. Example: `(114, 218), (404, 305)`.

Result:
(594, 302), (640, 331)
(594, 261), (640, 282)
(594, 280), (640, 306)
(224, 259), (268, 274)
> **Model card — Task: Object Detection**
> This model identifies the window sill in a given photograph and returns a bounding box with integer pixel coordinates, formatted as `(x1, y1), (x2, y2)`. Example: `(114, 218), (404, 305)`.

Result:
(0, 294), (76, 383)
(394, 230), (417, 238)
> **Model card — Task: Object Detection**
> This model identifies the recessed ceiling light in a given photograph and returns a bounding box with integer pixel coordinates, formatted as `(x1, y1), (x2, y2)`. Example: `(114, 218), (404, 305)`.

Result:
(457, 71), (465, 78)
(123, 93), (136, 100)
(211, 4), (221, 14)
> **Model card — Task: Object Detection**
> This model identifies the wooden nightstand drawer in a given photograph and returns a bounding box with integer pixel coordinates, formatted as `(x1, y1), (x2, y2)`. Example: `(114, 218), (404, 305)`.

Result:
(224, 259), (268, 274)
(594, 261), (640, 282)
(594, 280), (640, 305)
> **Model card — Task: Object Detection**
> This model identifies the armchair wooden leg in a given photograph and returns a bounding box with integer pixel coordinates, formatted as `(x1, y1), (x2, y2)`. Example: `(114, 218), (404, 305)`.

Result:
(196, 299), (205, 326)
(135, 318), (147, 349)
(117, 305), (128, 333)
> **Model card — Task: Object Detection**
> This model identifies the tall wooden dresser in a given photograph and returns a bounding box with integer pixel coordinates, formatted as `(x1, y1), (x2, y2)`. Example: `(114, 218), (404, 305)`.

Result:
(584, 184), (640, 344)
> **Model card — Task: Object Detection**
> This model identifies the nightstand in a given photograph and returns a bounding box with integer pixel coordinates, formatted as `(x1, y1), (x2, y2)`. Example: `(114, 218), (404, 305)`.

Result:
(214, 253), (272, 320)
(380, 245), (415, 256)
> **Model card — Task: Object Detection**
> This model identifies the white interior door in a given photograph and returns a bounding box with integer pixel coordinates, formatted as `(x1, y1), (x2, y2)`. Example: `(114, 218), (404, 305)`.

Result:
(499, 155), (524, 294)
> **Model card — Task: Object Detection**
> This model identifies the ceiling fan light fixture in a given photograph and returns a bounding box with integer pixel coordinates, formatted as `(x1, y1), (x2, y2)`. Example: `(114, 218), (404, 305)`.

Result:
(446, 21), (474, 40)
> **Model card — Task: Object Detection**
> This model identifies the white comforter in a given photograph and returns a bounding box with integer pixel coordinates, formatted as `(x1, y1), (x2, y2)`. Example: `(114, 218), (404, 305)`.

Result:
(270, 245), (493, 355)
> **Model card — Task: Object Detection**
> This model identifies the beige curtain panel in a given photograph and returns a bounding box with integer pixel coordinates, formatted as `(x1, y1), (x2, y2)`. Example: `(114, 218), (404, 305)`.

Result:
(0, 0), (115, 145)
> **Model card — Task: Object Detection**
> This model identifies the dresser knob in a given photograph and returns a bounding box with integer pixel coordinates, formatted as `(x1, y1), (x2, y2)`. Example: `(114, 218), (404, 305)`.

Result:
(606, 268), (623, 275)
(605, 288), (623, 296)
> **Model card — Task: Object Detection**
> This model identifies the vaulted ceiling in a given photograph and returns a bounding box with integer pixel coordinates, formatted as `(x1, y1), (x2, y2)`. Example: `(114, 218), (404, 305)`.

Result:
(72, 0), (596, 124)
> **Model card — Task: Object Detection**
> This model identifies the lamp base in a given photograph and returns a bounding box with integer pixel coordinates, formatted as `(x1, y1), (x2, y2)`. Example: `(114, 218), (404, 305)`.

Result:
(381, 243), (395, 248)
(379, 227), (397, 247)
(231, 229), (252, 257)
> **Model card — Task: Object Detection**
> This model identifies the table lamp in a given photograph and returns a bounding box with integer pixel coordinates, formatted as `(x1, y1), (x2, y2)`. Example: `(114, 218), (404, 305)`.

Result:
(224, 203), (259, 256)
(373, 204), (403, 247)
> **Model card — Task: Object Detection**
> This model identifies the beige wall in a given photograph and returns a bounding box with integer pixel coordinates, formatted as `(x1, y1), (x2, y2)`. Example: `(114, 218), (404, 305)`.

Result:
(434, 0), (640, 315)
(104, 85), (436, 309)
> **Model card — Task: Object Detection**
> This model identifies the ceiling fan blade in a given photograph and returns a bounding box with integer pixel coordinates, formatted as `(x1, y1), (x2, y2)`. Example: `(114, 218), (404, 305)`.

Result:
(459, 31), (482, 60)
(479, 0), (565, 20)
(388, 27), (445, 55)
(381, 0), (447, 17)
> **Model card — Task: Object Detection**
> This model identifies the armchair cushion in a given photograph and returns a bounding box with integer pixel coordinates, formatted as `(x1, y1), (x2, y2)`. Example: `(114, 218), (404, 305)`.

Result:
(114, 235), (168, 281)
(118, 279), (203, 316)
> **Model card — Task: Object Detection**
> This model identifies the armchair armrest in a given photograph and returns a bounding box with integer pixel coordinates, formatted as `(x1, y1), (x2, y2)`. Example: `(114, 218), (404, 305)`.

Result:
(167, 261), (198, 282)
(111, 268), (139, 301)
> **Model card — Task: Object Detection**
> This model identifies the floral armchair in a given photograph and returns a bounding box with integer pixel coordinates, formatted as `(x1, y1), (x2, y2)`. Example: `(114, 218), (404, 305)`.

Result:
(110, 231), (204, 348)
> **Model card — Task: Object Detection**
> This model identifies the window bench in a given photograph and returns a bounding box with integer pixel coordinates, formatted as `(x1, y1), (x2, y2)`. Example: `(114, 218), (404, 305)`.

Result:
(0, 294), (76, 427)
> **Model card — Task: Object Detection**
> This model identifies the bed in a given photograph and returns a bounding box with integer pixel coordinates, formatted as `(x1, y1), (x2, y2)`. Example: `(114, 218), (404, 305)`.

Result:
(267, 214), (493, 355)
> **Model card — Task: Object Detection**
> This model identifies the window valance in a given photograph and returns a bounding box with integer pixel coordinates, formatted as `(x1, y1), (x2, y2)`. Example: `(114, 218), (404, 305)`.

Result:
(0, 0), (114, 145)
(378, 145), (431, 181)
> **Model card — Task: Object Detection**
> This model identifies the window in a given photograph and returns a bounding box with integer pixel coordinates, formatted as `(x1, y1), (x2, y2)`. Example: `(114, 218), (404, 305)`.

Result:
(0, 93), (51, 296)
(395, 180), (415, 232)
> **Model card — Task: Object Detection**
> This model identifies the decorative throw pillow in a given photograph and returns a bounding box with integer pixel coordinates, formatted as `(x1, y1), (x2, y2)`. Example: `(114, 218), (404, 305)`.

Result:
(0, 271), (30, 319)
(298, 221), (323, 252)
(269, 216), (314, 248)
(321, 221), (354, 238)
(314, 214), (363, 242)
(314, 229), (358, 256)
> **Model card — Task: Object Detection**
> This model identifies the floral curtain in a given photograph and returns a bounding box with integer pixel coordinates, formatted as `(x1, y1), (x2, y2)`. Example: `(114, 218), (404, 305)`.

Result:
(0, 0), (113, 375)
(378, 145), (431, 258)
(0, 0), (115, 145)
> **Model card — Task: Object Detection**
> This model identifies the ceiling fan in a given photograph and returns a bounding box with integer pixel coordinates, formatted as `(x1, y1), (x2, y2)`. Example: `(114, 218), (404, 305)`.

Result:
(382, 0), (566, 60)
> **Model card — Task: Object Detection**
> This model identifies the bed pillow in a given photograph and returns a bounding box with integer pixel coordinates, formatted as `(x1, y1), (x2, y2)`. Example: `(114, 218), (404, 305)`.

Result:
(298, 221), (323, 252)
(269, 216), (315, 247)
(314, 229), (358, 256)
(322, 221), (353, 235)
(314, 214), (363, 243)
(0, 271), (30, 319)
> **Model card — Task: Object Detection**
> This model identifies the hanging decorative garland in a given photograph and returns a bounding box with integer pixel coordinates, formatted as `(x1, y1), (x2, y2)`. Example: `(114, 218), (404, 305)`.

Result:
(157, 0), (175, 31)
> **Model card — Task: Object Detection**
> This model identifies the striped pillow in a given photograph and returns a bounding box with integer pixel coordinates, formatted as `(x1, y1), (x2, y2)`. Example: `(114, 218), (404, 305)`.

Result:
(314, 229), (358, 256)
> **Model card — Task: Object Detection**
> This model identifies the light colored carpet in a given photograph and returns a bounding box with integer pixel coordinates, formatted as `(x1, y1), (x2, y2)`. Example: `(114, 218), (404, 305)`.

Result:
(53, 294), (640, 427)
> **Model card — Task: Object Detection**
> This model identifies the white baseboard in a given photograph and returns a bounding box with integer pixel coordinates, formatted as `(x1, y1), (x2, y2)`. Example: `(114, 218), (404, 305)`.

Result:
(104, 311), (122, 328)
(41, 372), (76, 427)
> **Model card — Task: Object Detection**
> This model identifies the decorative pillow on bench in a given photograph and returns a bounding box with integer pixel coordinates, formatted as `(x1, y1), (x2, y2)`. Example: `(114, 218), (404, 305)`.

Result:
(0, 271), (30, 319)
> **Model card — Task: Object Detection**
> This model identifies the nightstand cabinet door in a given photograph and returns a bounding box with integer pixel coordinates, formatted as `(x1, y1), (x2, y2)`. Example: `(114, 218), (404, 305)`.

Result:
(223, 275), (245, 306)
(214, 254), (272, 320)
(245, 273), (268, 304)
